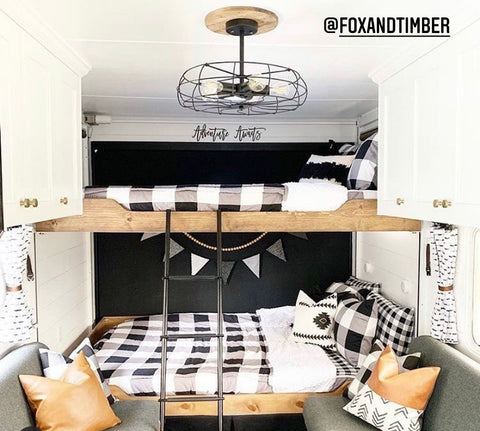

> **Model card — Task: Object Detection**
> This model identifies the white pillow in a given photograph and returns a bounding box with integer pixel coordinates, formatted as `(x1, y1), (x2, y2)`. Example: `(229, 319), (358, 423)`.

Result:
(290, 290), (337, 350)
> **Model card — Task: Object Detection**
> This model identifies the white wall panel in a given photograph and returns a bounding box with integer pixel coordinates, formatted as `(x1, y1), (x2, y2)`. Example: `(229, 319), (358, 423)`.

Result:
(35, 232), (93, 353)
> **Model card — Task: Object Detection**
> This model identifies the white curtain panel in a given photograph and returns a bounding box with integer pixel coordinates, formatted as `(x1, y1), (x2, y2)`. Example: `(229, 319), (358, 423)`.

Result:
(430, 223), (458, 344)
(0, 225), (34, 343)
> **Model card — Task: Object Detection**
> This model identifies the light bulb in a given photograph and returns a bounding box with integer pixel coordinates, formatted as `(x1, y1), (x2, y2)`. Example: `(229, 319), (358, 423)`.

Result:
(200, 81), (223, 97)
(247, 77), (266, 93)
(270, 83), (290, 97)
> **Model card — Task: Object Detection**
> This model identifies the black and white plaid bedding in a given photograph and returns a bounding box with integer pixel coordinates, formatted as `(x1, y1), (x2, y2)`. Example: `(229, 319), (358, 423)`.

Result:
(94, 313), (272, 396)
(324, 349), (359, 389)
(85, 184), (285, 212)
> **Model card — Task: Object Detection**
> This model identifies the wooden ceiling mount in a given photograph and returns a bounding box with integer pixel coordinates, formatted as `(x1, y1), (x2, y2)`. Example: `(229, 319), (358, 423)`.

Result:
(205, 6), (278, 36)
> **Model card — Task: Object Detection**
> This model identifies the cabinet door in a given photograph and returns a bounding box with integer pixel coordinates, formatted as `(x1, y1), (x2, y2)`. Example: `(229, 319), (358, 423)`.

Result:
(377, 70), (415, 217)
(51, 63), (83, 217)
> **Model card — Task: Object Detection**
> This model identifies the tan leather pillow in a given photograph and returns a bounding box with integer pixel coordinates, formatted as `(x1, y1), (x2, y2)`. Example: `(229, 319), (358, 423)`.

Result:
(19, 351), (121, 431)
(368, 344), (441, 410)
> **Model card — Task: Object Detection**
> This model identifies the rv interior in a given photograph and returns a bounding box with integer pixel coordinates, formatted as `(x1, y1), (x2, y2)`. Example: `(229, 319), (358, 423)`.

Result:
(1, 1), (480, 430)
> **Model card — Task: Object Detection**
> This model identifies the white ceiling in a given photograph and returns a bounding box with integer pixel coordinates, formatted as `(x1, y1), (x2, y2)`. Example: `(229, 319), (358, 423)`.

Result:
(23, 0), (479, 121)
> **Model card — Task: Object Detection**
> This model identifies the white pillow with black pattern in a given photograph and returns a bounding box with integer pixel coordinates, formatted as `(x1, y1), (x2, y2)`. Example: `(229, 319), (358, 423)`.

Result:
(347, 133), (378, 190)
(334, 294), (378, 367)
(298, 155), (355, 187)
(367, 291), (415, 356)
(344, 339), (421, 400)
(39, 337), (116, 404)
(290, 290), (337, 350)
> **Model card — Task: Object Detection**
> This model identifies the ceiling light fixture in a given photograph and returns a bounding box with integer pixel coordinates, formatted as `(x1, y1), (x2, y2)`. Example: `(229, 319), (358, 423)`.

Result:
(177, 6), (308, 115)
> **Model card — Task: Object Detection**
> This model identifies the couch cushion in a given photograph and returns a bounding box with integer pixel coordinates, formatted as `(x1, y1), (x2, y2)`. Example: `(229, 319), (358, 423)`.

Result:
(303, 396), (376, 431)
(110, 400), (158, 430)
(409, 336), (480, 431)
(0, 342), (47, 431)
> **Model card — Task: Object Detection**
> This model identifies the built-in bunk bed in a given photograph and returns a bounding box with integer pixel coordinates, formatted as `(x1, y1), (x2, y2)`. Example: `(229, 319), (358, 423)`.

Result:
(35, 138), (421, 417)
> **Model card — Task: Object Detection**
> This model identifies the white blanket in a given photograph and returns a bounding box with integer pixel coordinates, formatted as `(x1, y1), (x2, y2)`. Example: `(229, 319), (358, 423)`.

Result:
(257, 306), (338, 393)
(282, 181), (348, 211)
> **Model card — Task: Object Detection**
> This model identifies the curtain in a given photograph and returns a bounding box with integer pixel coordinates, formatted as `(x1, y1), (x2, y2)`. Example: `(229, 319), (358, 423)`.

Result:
(430, 223), (458, 344)
(0, 225), (34, 343)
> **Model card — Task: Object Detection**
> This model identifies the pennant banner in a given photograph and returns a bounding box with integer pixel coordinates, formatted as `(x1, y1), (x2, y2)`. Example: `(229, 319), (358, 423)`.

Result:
(222, 261), (235, 284)
(164, 239), (184, 262)
(191, 254), (210, 275)
(266, 239), (286, 262)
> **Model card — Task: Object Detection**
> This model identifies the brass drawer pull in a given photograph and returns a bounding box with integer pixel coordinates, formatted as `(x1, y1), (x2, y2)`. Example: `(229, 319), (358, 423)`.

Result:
(31, 198), (38, 208)
(442, 200), (452, 208)
(433, 199), (442, 208)
(20, 198), (31, 208)
(396, 198), (404, 205)
(60, 197), (68, 205)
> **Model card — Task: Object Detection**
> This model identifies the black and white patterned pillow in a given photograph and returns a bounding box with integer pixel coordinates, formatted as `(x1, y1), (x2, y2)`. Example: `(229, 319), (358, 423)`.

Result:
(345, 340), (421, 400)
(344, 385), (424, 431)
(290, 290), (337, 350)
(298, 155), (355, 187)
(39, 338), (115, 404)
(334, 295), (378, 367)
(367, 292), (415, 356)
(345, 276), (381, 295)
(347, 134), (378, 190)
(326, 280), (375, 301)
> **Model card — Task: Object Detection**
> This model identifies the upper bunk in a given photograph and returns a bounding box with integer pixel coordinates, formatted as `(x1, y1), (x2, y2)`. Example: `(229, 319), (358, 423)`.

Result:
(35, 140), (421, 233)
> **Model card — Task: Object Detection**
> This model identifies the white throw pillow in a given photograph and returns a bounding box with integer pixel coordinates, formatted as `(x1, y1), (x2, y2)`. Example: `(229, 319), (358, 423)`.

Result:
(290, 290), (337, 350)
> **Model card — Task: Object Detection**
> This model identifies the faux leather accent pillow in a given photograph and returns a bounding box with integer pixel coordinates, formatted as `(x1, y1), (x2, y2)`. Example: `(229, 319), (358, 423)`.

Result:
(367, 291), (415, 356)
(334, 295), (378, 367)
(347, 134), (378, 190)
(39, 337), (115, 404)
(298, 155), (355, 187)
(290, 290), (337, 350)
(344, 346), (440, 431)
(20, 352), (121, 431)
(345, 339), (421, 400)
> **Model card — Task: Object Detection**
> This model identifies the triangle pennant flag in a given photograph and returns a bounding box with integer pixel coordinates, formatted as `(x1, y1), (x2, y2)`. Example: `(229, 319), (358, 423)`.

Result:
(163, 239), (184, 262)
(266, 239), (287, 262)
(191, 254), (210, 275)
(289, 232), (308, 240)
(243, 254), (261, 278)
(221, 261), (235, 284)
(141, 232), (162, 241)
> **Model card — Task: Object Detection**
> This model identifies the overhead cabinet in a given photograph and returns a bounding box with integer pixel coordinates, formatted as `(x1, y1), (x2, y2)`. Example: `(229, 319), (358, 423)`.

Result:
(376, 19), (480, 227)
(0, 8), (89, 228)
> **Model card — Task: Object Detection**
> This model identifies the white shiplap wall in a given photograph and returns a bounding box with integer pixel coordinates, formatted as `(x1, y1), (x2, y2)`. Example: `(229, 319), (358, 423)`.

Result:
(35, 232), (93, 353)
(356, 232), (420, 311)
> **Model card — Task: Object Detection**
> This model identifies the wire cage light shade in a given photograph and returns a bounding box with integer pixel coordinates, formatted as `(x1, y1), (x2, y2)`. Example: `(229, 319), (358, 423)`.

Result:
(177, 9), (308, 115)
(177, 61), (307, 115)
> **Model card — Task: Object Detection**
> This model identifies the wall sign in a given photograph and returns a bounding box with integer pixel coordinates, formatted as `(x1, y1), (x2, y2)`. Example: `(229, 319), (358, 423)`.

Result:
(192, 124), (266, 142)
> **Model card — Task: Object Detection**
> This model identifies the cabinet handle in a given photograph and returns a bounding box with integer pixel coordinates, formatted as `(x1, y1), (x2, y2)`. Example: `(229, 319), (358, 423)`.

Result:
(442, 200), (452, 208)
(31, 198), (38, 208)
(20, 198), (31, 208)
(433, 199), (442, 208)
(60, 197), (69, 205)
(396, 198), (405, 205)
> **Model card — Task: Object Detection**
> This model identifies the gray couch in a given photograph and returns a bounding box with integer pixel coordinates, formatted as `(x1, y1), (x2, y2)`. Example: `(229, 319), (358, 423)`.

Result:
(304, 335), (480, 431)
(0, 342), (158, 431)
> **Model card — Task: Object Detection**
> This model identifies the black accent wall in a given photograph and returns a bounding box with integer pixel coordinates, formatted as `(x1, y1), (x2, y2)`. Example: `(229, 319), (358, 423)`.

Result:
(91, 141), (353, 321)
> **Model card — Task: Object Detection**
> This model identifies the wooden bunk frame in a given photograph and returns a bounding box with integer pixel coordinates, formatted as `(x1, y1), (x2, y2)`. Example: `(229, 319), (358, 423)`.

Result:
(89, 316), (349, 416)
(36, 198), (421, 232)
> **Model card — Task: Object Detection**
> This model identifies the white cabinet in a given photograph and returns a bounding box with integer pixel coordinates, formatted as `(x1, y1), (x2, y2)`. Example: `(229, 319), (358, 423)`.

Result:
(0, 9), (87, 228)
(377, 20), (480, 227)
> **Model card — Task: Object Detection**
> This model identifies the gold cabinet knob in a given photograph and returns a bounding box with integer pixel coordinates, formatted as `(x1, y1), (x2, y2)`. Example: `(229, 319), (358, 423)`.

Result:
(20, 198), (31, 208)
(433, 199), (442, 208)
(31, 198), (38, 208)
(396, 198), (405, 205)
(442, 200), (452, 208)
(60, 197), (68, 205)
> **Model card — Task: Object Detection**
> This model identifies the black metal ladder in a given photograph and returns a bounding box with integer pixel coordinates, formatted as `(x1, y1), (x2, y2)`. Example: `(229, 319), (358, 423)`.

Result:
(159, 210), (224, 431)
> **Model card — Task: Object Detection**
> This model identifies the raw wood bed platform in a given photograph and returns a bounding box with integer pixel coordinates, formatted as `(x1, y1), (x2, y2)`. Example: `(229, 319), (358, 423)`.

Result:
(89, 316), (349, 416)
(36, 198), (421, 232)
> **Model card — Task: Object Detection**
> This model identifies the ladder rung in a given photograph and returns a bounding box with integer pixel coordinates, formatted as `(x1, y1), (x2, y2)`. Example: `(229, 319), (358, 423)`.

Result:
(162, 333), (224, 340)
(161, 396), (224, 403)
(165, 275), (221, 281)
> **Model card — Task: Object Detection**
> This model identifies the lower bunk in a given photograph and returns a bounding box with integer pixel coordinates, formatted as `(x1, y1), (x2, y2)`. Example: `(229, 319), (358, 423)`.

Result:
(89, 310), (356, 416)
